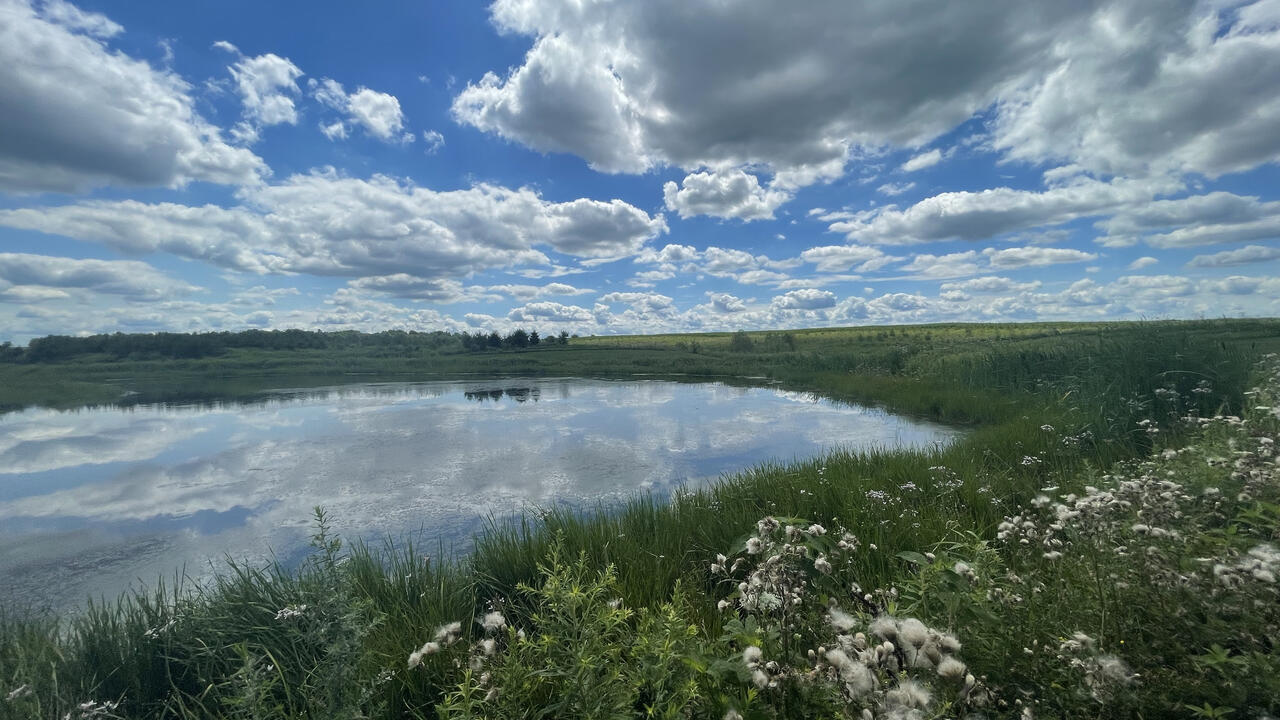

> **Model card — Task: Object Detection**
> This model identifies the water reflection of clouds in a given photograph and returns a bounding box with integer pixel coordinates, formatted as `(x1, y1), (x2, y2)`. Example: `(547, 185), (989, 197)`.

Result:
(0, 412), (205, 475)
(0, 379), (958, 611)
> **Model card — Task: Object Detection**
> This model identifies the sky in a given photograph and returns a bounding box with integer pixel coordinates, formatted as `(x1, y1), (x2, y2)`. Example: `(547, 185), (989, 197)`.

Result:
(1, 0), (1279, 343)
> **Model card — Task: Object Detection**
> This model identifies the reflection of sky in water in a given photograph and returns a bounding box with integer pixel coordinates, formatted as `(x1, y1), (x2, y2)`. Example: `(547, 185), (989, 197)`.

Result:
(0, 378), (959, 611)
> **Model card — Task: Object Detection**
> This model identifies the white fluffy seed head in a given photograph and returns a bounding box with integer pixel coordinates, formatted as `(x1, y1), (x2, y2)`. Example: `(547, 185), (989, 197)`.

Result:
(884, 678), (932, 710)
(434, 621), (463, 644)
(869, 615), (898, 640)
(937, 656), (967, 680)
(899, 618), (929, 648)
(825, 648), (855, 672)
(938, 632), (962, 653)
(845, 662), (876, 697)
(407, 641), (441, 668)
(828, 607), (857, 632)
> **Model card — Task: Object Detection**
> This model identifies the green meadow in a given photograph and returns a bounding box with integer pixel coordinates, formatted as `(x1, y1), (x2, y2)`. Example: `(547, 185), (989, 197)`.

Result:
(2, 319), (1279, 718)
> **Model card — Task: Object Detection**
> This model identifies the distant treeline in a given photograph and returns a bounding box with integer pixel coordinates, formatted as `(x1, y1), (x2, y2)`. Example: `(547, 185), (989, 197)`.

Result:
(0, 328), (572, 363)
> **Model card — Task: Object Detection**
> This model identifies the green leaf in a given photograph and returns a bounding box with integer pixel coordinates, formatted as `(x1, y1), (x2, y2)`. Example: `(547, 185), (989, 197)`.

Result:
(897, 551), (930, 566)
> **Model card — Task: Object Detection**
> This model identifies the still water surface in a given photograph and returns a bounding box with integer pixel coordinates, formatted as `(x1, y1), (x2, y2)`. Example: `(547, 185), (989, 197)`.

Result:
(0, 377), (958, 610)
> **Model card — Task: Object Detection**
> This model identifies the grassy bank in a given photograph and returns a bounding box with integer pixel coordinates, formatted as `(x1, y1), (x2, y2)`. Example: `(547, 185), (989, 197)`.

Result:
(2, 320), (1279, 718)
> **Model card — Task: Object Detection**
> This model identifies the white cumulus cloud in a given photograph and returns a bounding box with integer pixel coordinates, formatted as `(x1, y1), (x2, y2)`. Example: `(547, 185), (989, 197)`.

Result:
(0, 172), (668, 283)
(0, 0), (265, 192)
(663, 169), (790, 221)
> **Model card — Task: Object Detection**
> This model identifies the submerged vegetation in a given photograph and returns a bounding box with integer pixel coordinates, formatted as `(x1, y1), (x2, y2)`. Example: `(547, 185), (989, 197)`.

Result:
(2, 319), (1280, 718)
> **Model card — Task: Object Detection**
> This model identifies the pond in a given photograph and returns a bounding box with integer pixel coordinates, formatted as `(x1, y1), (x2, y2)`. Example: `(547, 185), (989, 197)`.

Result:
(0, 377), (959, 611)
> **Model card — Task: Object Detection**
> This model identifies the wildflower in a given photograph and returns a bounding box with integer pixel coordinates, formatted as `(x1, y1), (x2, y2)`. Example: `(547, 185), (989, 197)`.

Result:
(717, 599), (731, 612)
(70, 700), (121, 718)
(899, 618), (928, 648)
(742, 645), (763, 667)
(814, 555), (833, 574)
(143, 618), (177, 639)
(481, 611), (507, 632)
(827, 649), (876, 696)
(757, 591), (781, 610)
(937, 633), (962, 653)
(434, 621), (463, 644)
(480, 638), (497, 656)
(1043, 551), (1063, 561)
(1059, 632), (1095, 653)
(723, 711), (744, 720)
(807, 523), (827, 536)
(1084, 654), (1136, 701)
(407, 641), (441, 668)
(937, 656), (967, 681)
(828, 607), (857, 632)
(6, 684), (32, 701)
(484, 687), (499, 702)
(869, 615), (898, 641)
(274, 604), (307, 621)
(883, 678), (932, 710)
(745, 537), (763, 554)
(751, 669), (769, 689)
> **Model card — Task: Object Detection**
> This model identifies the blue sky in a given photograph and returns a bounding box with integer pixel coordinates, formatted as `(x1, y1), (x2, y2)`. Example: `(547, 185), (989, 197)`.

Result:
(1, 0), (1279, 342)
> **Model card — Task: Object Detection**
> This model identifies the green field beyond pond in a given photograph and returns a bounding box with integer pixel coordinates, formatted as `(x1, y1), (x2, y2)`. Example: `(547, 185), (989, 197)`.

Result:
(2, 320), (1280, 718)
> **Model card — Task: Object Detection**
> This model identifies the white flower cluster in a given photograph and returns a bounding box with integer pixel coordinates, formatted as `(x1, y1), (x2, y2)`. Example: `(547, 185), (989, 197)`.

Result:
(816, 612), (987, 717)
(714, 515), (996, 718)
(410, 609), (512, 703)
(1056, 632), (1136, 702)
(1213, 543), (1279, 587)
(714, 516), (857, 616)
(62, 699), (121, 720)
(997, 470), (1194, 565)
(142, 617), (177, 639)
(273, 604), (308, 622)
(407, 620), (464, 668)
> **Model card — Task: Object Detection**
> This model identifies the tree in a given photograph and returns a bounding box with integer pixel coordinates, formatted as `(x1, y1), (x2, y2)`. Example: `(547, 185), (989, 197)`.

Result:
(529, 330), (540, 346)
(504, 329), (529, 348)
(558, 331), (570, 345)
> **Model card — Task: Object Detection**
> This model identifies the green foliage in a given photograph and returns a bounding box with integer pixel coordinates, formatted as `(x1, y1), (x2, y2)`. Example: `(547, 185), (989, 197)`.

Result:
(438, 546), (706, 719)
